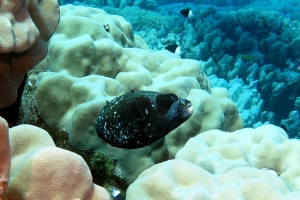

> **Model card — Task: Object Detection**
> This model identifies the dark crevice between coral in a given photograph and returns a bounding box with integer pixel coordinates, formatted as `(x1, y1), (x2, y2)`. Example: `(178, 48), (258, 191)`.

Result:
(0, 74), (27, 127)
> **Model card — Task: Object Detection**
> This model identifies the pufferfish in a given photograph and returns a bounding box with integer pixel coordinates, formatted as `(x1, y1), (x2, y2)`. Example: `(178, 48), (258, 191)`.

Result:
(96, 90), (193, 149)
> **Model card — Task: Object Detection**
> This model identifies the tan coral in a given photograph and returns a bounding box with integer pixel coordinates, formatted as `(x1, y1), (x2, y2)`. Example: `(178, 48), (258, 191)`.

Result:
(176, 124), (293, 175)
(0, 0), (60, 108)
(127, 125), (300, 200)
(5, 124), (110, 200)
(211, 87), (244, 131)
(0, 117), (10, 200)
(127, 159), (300, 200)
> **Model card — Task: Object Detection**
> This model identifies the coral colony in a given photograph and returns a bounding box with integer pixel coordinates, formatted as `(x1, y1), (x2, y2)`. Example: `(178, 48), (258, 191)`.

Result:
(1, 0), (300, 199)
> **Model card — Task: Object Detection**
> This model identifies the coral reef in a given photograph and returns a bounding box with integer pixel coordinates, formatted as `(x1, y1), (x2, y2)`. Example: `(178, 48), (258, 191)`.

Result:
(3, 0), (300, 198)
(245, 0), (300, 20)
(281, 110), (300, 138)
(127, 125), (300, 199)
(0, 0), (60, 108)
(63, 0), (158, 10)
(19, 4), (243, 185)
(116, 3), (300, 129)
(67, 0), (257, 8)
(186, 7), (300, 127)
(104, 6), (184, 34)
(209, 75), (264, 127)
(4, 0), (300, 198)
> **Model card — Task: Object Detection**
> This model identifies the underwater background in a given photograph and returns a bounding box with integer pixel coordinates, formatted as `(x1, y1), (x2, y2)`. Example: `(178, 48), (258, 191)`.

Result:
(1, 0), (300, 199)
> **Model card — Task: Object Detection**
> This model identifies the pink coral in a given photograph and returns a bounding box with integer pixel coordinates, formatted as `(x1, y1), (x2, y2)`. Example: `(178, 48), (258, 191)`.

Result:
(0, 0), (60, 108)
(0, 0), (59, 53)
(0, 116), (10, 200)
(5, 124), (110, 199)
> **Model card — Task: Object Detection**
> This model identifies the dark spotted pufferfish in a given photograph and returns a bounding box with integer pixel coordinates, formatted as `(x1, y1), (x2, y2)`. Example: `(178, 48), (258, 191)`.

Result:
(96, 90), (193, 149)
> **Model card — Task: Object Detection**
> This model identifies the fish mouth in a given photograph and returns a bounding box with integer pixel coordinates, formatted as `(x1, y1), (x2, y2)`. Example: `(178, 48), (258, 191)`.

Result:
(182, 100), (193, 116)
(186, 105), (194, 116)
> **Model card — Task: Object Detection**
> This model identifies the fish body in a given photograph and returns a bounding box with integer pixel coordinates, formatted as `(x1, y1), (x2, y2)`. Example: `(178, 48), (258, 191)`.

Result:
(165, 44), (181, 56)
(96, 91), (193, 149)
(180, 8), (193, 19)
(236, 54), (255, 62)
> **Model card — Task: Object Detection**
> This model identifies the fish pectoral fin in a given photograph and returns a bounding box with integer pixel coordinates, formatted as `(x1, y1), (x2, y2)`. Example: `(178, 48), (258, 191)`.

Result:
(132, 98), (147, 122)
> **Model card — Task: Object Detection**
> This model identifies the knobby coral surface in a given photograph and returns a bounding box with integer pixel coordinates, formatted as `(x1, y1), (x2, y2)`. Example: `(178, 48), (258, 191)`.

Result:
(127, 125), (300, 199)
(0, 0), (60, 108)
(5, 123), (110, 200)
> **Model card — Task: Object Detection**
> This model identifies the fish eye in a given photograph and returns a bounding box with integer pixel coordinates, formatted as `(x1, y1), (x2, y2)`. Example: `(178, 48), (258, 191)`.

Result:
(103, 23), (110, 32)
(144, 107), (148, 115)
(180, 100), (192, 108)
